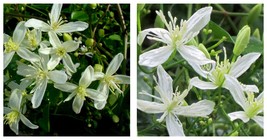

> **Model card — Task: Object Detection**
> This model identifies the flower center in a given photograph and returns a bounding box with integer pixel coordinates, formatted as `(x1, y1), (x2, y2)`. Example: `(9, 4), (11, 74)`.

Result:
(26, 30), (38, 48)
(245, 93), (263, 118)
(76, 86), (87, 100)
(103, 75), (121, 92)
(50, 16), (65, 30)
(4, 110), (20, 125)
(167, 96), (179, 113)
(4, 38), (19, 53)
(37, 69), (47, 80)
(56, 47), (66, 57)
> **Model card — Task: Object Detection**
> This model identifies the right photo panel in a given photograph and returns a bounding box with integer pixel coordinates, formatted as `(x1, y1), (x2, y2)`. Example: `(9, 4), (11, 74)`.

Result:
(137, 4), (263, 136)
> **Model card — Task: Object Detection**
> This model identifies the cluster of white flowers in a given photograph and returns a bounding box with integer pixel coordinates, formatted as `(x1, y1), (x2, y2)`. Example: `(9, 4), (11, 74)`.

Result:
(137, 6), (263, 136)
(4, 4), (129, 135)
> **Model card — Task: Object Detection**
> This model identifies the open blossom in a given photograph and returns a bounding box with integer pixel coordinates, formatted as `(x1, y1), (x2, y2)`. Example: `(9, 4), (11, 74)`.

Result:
(224, 75), (263, 129)
(93, 53), (130, 110)
(17, 53), (68, 108)
(54, 66), (105, 114)
(138, 6), (215, 73)
(4, 89), (38, 135)
(4, 21), (40, 69)
(137, 65), (215, 136)
(25, 4), (88, 35)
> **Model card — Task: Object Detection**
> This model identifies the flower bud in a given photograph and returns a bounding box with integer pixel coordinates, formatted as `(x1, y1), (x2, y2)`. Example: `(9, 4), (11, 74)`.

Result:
(63, 33), (73, 41)
(230, 131), (239, 136)
(233, 25), (251, 56)
(94, 64), (103, 72)
(112, 115), (120, 123)
(85, 38), (95, 47)
(247, 4), (262, 25)
(198, 43), (210, 59)
(252, 28), (261, 40)
(98, 29), (105, 38)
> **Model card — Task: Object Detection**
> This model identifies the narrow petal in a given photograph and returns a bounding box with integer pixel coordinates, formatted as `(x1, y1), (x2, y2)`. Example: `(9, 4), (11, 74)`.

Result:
(185, 6), (212, 39)
(228, 111), (249, 122)
(139, 46), (174, 67)
(4, 107), (12, 114)
(54, 82), (77, 92)
(229, 53), (261, 78)
(106, 53), (123, 76)
(17, 47), (40, 62)
(48, 70), (67, 84)
(4, 33), (10, 43)
(25, 19), (51, 32)
(166, 114), (185, 136)
(10, 120), (19, 135)
(137, 28), (171, 46)
(50, 4), (62, 24)
(223, 75), (247, 109)
(94, 100), (107, 110)
(4, 52), (15, 69)
(63, 54), (76, 73)
(56, 22), (89, 33)
(16, 61), (36, 77)
(31, 79), (48, 108)
(64, 91), (76, 102)
(38, 47), (53, 55)
(94, 72), (105, 80)
(252, 116), (263, 129)
(137, 100), (165, 113)
(113, 75), (130, 84)
(190, 77), (218, 90)
(79, 65), (93, 87)
(9, 89), (22, 110)
(94, 83), (109, 110)
(174, 100), (215, 117)
(241, 84), (259, 93)
(20, 114), (39, 129)
(47, 54), (61, 70)
(13, 21), (26, 44)
(72, 95), (84, 114)
(48, 31), (61, 47)
(157, 65), (173, 102)
(62, 41), (79, 52)
(256, 92), (263, 101)
(86, 89), (106, 101)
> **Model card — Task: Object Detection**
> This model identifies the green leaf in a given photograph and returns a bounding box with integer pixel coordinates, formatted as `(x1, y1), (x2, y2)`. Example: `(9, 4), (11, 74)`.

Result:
(154, 14), (164, 28)
(71, 11), (89, 21)
(109, 34), (122, 41)
(38, 105), (50, 133)
(208, 21), (234, 43)
(243, 37), (263, 54)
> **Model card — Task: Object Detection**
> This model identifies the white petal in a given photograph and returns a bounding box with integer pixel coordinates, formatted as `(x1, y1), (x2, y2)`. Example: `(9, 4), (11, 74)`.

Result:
(48, 70), (67, 84)
(94, 100), (107, 110)
(38, 47), (53, 55)
(56, 21), (89, 33)
(4, 51), (15, 69)
(228, 111), (249, 122)
(9, 89), (22, 110)
(185, 6), (212, 39)
(31, 79), (48, 108)
(54, 82), (77, 92)
(229, 53), (261, 78)
(50, 4), (62, 24)
(47, 54), (61, 70)
(223, 75), (247, 109)
(48, 31), (61, 47)
(63, 54), (76, 73)
(256, 92), (263, 101)
(252, 116), (263, 129)
(16, 61), (36, 77)
(241, 84), (259, 93)
(13, 21), (26, 44)
(190, 77), (218, 90)
(17, 47), (40, 62)
(25, 19), (51, 32)
(166, 114), (185, 136)
(137, 28), (171, 46)
(139, 46), (174, 67)
(156, 65), (173, 102)
(62, 41), (79, 52)
(137, 100), (165, 113)
(94, 83), (109, 110)
(20, 114), (39, 129)
(79, 65), (93, 87)
(174, 100), (215, 117)
(72, 95), (84, 114)
(64, 91), (76, 102)
(94, 72), (105, 80)
(86, 89), (106, 101)
(106, 53), (124, 76)
(10, 120), (19, 135)
(113, 75), (130, 84)
(4, 107), (12, 114)
(4, 33), (10, 43)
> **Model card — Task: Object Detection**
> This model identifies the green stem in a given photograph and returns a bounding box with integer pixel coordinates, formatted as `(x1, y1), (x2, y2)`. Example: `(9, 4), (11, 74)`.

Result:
(212, 10), (263, 17)
(25, 4), (47, 16)
(138, 120), (160, 135)
(207, 36), (227, 51)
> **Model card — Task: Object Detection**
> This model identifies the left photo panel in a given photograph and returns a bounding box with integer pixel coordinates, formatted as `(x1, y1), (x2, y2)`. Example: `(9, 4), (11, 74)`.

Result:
(3, 3), (130, 136)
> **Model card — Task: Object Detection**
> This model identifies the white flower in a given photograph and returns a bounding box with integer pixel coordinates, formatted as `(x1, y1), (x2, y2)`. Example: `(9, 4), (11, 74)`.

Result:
(54, 66), (105, 114)
(25, 4), (88, 35)
(17, 53), (68, 108)
(137, 65), (215, 136)
(138, 6), (215, 71)
(4, 21), (40, 69)
(4, 89), (38, 135)
(224, 75), (263, 129)
(39, 32), (79, 72)
(190, 50), (261, 90)
(94, 53), (130, 110)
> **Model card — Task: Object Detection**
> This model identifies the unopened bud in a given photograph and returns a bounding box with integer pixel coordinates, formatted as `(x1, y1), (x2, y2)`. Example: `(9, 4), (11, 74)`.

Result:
(112, 115), (120, 123)
(252, 28), (261, 40)
(233, 25), (251, 56)
(198, 43), (210, 59)
(94, 64), (103, 72)
(247, 4), (262, 25)
(63, 33), (73, 41)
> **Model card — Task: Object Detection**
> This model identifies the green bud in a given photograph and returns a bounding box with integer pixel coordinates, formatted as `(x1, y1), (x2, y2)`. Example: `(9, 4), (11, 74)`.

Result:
(252, 28), (261, 40)
(233, 25), (251, 56)
(89, 4), (98, 9)
(98, 29), (105, 38)
(208, 118), (212, 125)
(94, 64), (103, 72)
(63, 33), (73, 41)
(112, 115), (120, 123)
(109, 11), (114, 18)
(74, 52), (79, 57)
(247, 4), (262, 25)
(98, 42), (103, 47)
(199, 121), (206, 126)
(198, 43), (210, 59)
(208, 29), (212, 34)
(230, 131), (239, 136)
(85, 38), (95, 47)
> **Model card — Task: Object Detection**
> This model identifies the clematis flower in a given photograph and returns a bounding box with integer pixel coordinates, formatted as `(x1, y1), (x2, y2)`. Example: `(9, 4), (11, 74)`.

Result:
(93, 53), (130, 110)
(138, 6), (215, 72)
(137, 65), (215, 136)
(190, 49), (261, 90)
(224, 75), (263, 129)
(54, 66), (105, 114)
(39, 32), (79, 72)
(25, 4), (88, 35)
(4, 89), (38, 135)
(4, 21), (40, 69)
(16, 53), (68, 108)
